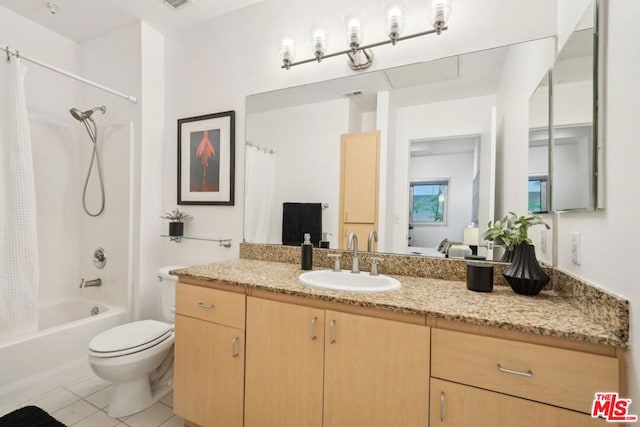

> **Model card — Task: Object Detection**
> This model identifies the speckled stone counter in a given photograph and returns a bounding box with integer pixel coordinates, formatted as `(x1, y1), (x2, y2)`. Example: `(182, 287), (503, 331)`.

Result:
(172, 258), (628, 348)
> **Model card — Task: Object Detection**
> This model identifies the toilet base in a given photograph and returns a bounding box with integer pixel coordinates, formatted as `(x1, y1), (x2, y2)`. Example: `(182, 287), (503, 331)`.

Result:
(107, 378), (172, 418)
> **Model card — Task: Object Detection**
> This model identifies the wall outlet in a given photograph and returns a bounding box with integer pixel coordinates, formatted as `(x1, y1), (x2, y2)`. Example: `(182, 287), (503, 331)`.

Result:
(540, 229), (547, 254)
(571, 232), (581, 265)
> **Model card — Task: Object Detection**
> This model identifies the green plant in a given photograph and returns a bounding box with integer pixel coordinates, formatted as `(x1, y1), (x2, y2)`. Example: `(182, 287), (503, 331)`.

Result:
(160, 208), (192, 222)
(483, 212), (549, 250)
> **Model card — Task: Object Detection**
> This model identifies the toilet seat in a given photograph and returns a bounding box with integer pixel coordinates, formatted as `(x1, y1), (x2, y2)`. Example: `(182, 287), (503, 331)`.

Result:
(89, 320), (174, 358)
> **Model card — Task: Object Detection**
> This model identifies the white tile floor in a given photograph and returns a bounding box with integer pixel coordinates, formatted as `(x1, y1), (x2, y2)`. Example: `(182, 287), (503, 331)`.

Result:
(0, 373), (183, 427)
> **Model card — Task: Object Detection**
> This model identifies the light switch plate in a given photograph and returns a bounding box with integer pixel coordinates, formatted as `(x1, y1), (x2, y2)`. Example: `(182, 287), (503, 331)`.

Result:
(571, 232), (581, 265)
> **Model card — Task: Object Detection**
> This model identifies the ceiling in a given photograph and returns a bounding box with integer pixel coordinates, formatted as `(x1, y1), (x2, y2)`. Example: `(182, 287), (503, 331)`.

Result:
(0, 0), (262, 42)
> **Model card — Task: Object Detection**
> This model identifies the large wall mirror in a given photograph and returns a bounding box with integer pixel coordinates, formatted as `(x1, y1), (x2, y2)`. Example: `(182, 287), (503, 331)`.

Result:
(552, 0), (598, 211)
(245, 37), (555, 260)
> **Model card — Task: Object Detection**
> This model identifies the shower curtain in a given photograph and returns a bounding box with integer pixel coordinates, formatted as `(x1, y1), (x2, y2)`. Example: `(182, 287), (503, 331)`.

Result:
(244, 145), (276, 243)
(0, 59), (39, 343)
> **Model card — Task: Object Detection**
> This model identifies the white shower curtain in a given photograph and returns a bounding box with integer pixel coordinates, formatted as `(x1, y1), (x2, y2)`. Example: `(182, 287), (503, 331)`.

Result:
(244, 145), (276, 243)
(0, 59), (39, 343)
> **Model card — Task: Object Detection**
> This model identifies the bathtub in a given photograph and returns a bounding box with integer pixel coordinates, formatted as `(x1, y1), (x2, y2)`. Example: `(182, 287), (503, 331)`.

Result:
(0, 297), (127, 403)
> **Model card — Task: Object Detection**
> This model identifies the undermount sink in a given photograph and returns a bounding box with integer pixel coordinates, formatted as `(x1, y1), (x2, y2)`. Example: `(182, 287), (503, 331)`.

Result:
(299, 269), (401, 292)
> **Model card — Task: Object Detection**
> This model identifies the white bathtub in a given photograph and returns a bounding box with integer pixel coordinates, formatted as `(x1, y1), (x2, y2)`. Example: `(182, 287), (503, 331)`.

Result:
(0, 297), (127, 403)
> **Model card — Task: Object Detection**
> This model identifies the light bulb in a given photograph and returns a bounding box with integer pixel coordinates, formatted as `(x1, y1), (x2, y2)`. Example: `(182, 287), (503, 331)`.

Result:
(344, 9), (364, 51)
(385, 0), (406, 44)
(278, 31), (296, 69)
(429, 0), (452, 34)
(310, 23), (328, 61)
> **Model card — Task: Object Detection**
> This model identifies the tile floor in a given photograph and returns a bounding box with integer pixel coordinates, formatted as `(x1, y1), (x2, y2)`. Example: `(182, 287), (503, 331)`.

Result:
(0, 374), (183, 427)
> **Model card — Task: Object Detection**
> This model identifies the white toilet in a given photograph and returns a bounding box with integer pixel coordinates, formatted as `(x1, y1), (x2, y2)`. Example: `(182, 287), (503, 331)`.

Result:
(87, 266), (183, 418)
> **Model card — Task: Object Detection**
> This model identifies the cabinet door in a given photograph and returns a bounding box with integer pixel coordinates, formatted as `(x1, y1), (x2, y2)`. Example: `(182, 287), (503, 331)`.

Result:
(244, 298), (325, 427)
(341, 131), (379, 223)
(342, 223), (377, 252)
(324, 311), (430, 427)
(174, 314), (244, 427)
(430, 378), (608, 427)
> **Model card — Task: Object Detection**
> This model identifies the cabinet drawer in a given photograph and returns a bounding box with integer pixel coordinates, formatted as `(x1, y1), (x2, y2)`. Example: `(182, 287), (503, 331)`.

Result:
(431, 329), (619, 413)
(176, 283), (245, 329)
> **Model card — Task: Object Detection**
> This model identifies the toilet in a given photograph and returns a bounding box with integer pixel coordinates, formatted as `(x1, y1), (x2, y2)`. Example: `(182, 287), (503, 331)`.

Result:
(87, 266), (183, 418)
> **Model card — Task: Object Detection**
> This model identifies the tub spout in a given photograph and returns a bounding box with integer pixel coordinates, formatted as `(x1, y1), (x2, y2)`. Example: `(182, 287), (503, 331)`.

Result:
(80, 278), (102, 288)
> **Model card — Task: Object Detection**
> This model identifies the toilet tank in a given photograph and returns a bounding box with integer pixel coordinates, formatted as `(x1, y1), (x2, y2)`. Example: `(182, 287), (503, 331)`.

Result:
(158, 266), (184, 322)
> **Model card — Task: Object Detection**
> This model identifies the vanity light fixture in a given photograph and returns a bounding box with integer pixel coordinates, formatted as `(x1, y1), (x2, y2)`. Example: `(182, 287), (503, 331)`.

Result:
(279, 0), (452, 71)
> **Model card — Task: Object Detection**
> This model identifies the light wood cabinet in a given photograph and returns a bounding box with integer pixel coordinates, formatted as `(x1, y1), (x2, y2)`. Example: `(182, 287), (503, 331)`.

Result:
(244, 298), (325, 427)
(174, 284), (245, 427)
(431, 329), (619, 414)
(430, 378), (608, 426)
(243, 298), (430, 427)
(339, 131), (380, 249)
(323, 310), (430, 427)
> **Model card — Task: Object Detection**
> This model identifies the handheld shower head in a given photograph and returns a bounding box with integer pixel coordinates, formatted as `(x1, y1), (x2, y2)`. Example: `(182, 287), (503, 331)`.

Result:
(69, 106), (106, 121)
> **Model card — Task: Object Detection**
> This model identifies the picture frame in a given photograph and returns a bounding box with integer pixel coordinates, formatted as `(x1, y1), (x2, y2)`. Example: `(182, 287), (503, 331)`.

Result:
(177, 111), (235, 205)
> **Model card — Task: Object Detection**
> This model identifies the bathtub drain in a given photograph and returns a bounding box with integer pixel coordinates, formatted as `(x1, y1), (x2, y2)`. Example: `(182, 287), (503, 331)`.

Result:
(91, 306), (100, 316)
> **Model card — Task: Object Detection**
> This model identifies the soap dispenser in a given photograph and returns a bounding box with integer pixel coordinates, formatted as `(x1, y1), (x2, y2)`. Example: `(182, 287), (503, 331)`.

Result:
(301, 233), (313, 270)
(319, 232), (331, 249)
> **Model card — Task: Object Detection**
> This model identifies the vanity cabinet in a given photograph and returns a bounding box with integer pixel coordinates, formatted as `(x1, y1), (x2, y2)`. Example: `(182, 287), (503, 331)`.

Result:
(323, 310), (430, 427)
(243, 297), (430, 427)
(174, 283), (246, 427)
(244, 297), (325, 427)
(430, 378), (607, 426)
(431, 329), (619, 425)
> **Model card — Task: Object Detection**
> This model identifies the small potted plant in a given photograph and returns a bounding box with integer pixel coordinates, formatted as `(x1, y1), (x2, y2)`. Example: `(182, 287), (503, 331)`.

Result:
(161, 208), (192, 237)
(484, 212), (550, 296)
(483, 212), (548, 261)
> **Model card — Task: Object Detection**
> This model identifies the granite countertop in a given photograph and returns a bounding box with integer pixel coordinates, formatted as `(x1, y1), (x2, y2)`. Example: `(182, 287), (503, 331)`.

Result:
(172, 258), (625, 348)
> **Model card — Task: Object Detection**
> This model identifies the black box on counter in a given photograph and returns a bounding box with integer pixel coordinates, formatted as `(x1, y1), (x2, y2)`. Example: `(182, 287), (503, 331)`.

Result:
(466, 263), (494, 292)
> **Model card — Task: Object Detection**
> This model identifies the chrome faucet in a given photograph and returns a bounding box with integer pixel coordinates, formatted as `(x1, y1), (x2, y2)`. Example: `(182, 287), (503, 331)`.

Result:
(347, 232), (360, 274)
(79, 278), (102, 288)
(367, 230), (378, 252)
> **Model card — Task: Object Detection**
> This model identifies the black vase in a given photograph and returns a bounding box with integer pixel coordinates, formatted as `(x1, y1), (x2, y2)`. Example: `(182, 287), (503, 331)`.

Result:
(503, 244), (550, 296)
(500, 247), (515, 263)
(169, 222), (184, 237)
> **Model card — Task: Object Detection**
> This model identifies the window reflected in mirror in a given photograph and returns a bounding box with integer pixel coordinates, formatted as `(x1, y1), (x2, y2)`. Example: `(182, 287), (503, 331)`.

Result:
(410, 180), (449, 224)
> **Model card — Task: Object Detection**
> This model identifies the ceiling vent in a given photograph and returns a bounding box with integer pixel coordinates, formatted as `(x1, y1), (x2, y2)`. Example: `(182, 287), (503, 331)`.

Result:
(342, 90), (364, 98)
(160, 0), (194, 10)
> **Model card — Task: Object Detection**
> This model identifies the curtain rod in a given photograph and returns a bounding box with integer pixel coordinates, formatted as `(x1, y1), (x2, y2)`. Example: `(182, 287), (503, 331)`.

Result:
(2, 44), (138, 104)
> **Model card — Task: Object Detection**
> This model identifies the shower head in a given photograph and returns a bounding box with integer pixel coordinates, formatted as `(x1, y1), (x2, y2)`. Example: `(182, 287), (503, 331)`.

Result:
(69, 106), (106, 122)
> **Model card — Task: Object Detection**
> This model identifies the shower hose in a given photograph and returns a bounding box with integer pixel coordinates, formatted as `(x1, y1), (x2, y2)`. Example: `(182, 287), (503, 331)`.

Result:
(80, 116), (106, 217)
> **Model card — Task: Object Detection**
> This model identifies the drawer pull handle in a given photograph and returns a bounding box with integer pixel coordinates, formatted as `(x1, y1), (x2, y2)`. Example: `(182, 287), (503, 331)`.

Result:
(329, 320), (336, 344)
(497, 364), (533, 378)
(197, 302), (215, 309)
(232, 337), (239, 358)
(311, 317), (317, 340)
(440, 391), (445, 422)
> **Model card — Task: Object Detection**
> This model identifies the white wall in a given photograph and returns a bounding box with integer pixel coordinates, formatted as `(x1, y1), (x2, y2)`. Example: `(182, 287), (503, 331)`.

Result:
(246, 99), (349, 248)
(556, 0), (640, 404)
(391, 95), (496, 252)
(0, 5), (82, 303)
(409, 152), (475, 247)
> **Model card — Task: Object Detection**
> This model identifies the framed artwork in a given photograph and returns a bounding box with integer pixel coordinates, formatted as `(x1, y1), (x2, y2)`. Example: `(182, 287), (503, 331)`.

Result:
(177, 111), (235, 205)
